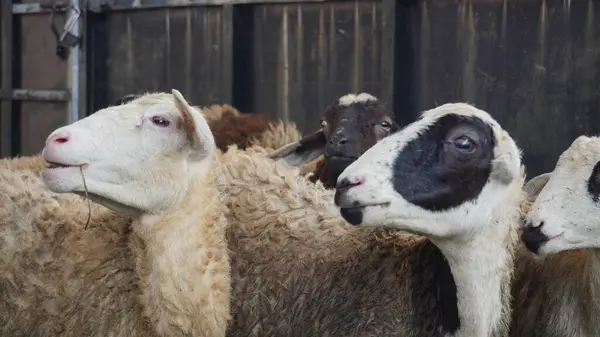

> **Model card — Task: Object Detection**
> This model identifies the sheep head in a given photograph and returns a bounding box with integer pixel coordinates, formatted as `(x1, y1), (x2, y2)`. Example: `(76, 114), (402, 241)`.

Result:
(41, 89), (215, 217)
(269, 93), (398, 188)
(522, 136), (600, 256)
(334, 103), (522, 238)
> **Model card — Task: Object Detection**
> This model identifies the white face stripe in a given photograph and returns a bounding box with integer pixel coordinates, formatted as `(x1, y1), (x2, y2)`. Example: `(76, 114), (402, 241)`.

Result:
(337, 93), (378, 107)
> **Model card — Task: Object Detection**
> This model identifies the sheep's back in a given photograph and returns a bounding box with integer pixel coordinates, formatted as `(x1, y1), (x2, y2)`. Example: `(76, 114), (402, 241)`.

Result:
(216, 147), (458, 336)
(510, 248), (600, 337)
(227, 223), (456, 337)
(0, 155), (45, 175)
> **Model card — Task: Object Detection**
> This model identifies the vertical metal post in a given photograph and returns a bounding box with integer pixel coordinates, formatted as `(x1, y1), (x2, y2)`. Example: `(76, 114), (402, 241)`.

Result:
(381, 0), (396, 117)
(1, 0), (13, 157)
(69, 0), (80, 124)
(221, 4), (233, 105)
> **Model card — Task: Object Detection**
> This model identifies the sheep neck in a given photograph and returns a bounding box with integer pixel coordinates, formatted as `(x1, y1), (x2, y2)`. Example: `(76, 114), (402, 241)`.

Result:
(432, 208), (517, 337)
(532, 248), (600, 336)
(582, 249), (600, 326)
(131, 164), (230, 336)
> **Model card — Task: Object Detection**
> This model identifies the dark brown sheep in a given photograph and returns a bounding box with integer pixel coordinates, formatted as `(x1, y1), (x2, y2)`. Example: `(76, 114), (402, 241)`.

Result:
(268, 93), (399, 188)
(208, 110), (281, 152)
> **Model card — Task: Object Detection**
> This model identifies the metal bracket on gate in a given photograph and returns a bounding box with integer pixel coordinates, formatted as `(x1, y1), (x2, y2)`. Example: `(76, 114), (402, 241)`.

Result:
(49, 5), (82, 60)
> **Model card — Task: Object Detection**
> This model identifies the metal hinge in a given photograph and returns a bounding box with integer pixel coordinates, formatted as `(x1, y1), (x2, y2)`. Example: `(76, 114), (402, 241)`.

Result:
(48, 2), (82, 60)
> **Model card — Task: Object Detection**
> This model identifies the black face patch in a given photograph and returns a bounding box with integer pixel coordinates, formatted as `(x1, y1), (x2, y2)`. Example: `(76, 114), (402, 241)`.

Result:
(392, 114), (495, 212)
(587, 161), (600, 202)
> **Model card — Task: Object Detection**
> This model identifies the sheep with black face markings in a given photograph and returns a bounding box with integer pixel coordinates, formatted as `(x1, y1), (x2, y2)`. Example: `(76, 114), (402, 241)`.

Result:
(510, 135), (600, 337)
(221, 102), (524, 337)
(269, 93), (399, 188)
(0, 90), (230, 337)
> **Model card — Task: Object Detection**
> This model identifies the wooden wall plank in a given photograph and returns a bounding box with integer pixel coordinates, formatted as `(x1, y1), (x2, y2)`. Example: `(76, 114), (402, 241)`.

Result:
(1, 0), (13, 157)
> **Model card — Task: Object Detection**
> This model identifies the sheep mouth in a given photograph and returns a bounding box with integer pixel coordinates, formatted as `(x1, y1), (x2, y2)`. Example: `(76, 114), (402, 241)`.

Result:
(324, 155), (359, 162)
(323, 156), (359, 181)
(340, 202), (391, 211)
(45, 161), (89, 170)
(339, 202), (390, 226)
(340, 202), (390, 209)
(522, 231), (563, 254)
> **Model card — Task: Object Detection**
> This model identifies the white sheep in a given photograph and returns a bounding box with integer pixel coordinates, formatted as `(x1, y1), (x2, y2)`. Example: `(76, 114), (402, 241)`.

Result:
(219, 102), (525, 337)
(0, 90), (230, 337)
(0, 99), (303, 177)
(511, 135), (600, 337)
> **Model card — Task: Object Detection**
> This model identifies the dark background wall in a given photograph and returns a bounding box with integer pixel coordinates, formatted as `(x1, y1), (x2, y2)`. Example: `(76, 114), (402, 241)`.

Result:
(86, 1), (391, 135)
(2, 0), (600, 178)
(400, 0), (600, 177)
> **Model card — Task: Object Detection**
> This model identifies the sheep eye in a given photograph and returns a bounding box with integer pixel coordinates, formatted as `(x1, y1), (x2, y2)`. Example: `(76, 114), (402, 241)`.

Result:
(453, 136), (475, 152)
(380, 121), (391, 130)
(151, 116), (170, 127)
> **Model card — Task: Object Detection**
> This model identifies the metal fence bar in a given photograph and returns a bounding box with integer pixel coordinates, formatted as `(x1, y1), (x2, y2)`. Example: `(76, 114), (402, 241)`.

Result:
(13, 3), (68, 15)
(16, 0), (329, 14)
(1, 0), (13, 157)
(89, 0), (327, 11)
(86, 0), (328, 12)
(69, 0), (81, 124)
(380, 0), (396, 117)
(0, 89), (71, 102)
(221, 4), (234, 104)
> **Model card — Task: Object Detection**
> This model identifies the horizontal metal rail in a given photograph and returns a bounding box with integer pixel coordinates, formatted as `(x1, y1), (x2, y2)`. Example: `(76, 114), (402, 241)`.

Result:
(15, 0), (329, 14)
(89, 0), (328, 12)
(1, 0), (12, 157)
(13, 2), (68, 14)
(0, 89), (71, 102)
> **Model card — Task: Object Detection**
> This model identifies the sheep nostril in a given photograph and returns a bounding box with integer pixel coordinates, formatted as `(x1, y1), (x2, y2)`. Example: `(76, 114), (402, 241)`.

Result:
(336, 176), (364, 192)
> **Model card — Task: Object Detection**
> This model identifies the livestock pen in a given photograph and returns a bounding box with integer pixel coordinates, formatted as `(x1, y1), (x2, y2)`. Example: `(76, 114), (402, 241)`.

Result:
(1, 0), (600, 177)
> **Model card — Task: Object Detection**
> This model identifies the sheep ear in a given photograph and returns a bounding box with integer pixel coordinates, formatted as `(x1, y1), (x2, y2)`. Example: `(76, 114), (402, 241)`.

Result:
(268, 129), (326, 166)
(523, 173), (552, 201)
(172, 89), (214, 159)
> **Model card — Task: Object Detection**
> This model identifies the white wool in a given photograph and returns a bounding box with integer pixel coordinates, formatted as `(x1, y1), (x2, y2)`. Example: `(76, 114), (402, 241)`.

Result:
(337, 92), (378, 106)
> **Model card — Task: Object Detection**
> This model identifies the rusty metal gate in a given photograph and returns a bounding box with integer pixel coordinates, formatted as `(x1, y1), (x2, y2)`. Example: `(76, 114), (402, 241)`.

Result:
(1, 1), (83, 159)
(2, 0), (600, 177)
